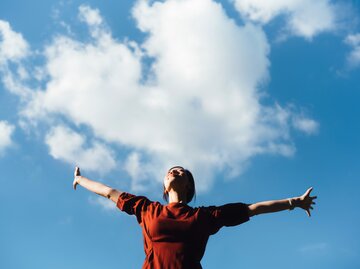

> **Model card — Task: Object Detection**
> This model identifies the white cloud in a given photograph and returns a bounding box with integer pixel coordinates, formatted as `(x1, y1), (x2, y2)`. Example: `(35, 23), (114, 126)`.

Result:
(1, 1), (319, 192)
(124, 152), (147, 191)
(78, 5), (103, 27)
(0, 20), (29, 65)
(233, 0), (337, 39)
(292, 116), (319, 135)
(45, 125), (116, 173)
(89, 196), (117, 211)
(0, 20), (32, 99)
(77, 5), (106, 40)
(0, 121), (15, 153)
(345, 33), (360, 67)
(299, 242), (329, 253)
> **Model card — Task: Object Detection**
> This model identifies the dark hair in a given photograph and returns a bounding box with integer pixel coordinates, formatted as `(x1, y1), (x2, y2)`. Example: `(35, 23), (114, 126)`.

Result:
(163, 166), (196, 204)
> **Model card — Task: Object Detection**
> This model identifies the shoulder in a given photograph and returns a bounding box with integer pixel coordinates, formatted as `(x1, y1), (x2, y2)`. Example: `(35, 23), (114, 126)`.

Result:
(117, 192), (163, 212)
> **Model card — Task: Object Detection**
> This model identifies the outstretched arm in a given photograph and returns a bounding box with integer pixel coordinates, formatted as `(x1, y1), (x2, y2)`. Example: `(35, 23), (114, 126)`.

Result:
(73, 167), (123, 203)
(247, 187), (317, 217)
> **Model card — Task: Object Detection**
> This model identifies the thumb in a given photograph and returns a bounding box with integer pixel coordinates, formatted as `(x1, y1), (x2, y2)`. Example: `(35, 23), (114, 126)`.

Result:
(304, 187), (313, 197)
(74, 166), (81, 177)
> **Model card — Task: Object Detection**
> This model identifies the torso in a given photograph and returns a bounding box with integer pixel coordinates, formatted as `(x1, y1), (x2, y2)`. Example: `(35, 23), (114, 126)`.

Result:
(141, 202), (209, 269)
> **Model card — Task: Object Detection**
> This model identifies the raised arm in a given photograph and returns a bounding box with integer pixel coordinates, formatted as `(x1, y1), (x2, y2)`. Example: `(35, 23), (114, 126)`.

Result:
(73, 167), (123, 203)
(247, 187), (317, 218)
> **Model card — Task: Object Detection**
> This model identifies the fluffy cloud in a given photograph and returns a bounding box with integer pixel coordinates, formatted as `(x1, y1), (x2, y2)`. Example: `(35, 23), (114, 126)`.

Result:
(0, 19), (31, 99)
(78, 5), (103, 27)
(0, 121), (15, 154)
(1, 0), (319, 192)
(45, 125), (116, 173)
(345, 33), (360, 67)
(233, 0), (337, 39)
(0, 20), (29, 65)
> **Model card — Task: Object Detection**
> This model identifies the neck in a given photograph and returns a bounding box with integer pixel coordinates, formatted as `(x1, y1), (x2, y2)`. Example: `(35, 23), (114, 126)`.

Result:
(168, 190), (187, 204)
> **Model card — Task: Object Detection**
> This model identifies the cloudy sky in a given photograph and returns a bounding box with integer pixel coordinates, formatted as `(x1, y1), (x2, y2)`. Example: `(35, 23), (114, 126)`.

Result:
(1, 0), (359, 268)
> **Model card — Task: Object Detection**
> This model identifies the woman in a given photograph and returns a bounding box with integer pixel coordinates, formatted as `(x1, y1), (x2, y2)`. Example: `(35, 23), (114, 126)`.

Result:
(73, 166), (317, 269)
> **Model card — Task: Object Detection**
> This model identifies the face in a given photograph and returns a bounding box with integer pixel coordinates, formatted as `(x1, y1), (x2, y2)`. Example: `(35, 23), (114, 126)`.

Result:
(163, 166), (189, 193)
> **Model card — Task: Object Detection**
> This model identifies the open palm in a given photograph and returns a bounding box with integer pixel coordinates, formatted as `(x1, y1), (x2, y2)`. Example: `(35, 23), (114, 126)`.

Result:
(298, 187), (317, 217)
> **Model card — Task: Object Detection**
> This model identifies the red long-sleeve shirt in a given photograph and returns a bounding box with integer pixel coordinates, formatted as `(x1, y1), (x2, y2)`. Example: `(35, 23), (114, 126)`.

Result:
(117, 192), (249, 269)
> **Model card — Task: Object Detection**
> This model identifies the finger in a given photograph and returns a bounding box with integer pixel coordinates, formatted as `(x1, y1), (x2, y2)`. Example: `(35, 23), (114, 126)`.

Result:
(312, 196), (318, 200)
(310, 206), (314, 210)
(311, 201), (316, 205)
(306, 209), (311, 217)
(74, 166), (81, 176)
(305, 187), (313, 197)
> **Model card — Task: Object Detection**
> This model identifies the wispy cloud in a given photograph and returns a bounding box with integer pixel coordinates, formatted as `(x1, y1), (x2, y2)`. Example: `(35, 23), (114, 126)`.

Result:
(233, 0), (339, 40)
(298, 242), (330, 254)
(0, 121), (15, 154)
(89, 196), (117, 211)
(292, 116), (319, 135)
(58, 216), (73, 225)
(345, 33), (360, 68)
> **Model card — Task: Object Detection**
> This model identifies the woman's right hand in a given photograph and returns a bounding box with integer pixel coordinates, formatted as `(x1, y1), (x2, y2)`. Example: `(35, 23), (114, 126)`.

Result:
(73, 166), (81, 190)
(297, 187), (317, 217)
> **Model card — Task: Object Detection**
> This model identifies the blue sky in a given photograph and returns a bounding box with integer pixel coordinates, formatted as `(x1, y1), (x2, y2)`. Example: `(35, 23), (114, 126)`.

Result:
(0, 0), (359, 268)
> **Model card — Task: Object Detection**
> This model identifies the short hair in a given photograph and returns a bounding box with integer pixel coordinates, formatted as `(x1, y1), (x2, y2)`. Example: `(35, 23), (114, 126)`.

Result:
(163, 166), (196, 204)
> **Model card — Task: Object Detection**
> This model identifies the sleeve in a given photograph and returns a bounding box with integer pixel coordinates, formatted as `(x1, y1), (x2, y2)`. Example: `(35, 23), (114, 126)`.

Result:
(116, 192), (153, 224)
(201, 203), (250, 235)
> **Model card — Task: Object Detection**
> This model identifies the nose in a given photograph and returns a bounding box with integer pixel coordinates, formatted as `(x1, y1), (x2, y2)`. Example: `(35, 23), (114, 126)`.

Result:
(169, 169), (178, 176)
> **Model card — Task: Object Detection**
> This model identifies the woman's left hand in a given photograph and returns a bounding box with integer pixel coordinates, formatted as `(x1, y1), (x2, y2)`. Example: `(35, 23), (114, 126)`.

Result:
(297, 187), (317, 217)
(73, 166), (81, 190)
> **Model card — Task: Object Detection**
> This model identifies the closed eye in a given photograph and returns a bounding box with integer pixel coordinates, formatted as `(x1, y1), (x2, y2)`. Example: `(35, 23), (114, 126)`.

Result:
(168, 167), (185, 173)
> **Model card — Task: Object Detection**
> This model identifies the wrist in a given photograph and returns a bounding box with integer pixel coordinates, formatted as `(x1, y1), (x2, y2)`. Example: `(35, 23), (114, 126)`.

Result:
(75, 176), (82, 183)
(288, 197), (301, 210)
(288, 198), (295, 210)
